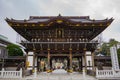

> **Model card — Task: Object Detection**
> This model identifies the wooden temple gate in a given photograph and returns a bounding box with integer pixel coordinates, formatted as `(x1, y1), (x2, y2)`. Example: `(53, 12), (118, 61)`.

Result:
(5, 15), (113, 73)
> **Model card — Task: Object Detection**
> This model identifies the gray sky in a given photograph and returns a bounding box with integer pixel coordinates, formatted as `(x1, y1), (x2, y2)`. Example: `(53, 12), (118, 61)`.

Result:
(0, 0), (120, 43)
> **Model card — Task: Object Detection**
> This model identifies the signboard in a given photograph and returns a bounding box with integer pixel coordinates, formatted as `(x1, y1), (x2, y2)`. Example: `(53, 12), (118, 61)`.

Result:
(110, 45), (119, 70)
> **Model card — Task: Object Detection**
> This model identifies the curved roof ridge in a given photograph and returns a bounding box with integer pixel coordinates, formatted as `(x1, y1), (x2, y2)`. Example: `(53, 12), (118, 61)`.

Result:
(29, 15), (90, 19)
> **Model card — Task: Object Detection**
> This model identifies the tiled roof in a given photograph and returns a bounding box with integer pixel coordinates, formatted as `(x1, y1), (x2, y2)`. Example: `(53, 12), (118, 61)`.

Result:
(6, 15), (113, 24)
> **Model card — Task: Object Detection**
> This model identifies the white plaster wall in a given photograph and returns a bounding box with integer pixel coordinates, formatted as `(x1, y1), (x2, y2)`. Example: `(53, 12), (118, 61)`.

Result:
(86, 51), (92, 67)
(82, 51), (92, 67)
(86, 51), (91, 55)
(86, 56), (92, 66)
(28, 52), (34, 55)
(86, 51), (93, 70)
(27, 52), (34, 70)
(28, 56), (33, 66)
(82, 51), (93, 70)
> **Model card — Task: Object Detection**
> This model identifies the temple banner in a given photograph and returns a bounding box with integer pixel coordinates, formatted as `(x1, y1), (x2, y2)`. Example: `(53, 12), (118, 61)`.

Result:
(110, 45), (119, 71)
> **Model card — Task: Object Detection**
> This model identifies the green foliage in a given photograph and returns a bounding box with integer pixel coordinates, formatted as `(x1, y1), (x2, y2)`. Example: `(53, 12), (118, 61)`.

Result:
(100, 43), (110, 55)
(100, 39), (119, 56)
(100, 39), (120, 65)
(109, 39), (118, 47)
(7, 44), (23, 56)
(117, 48), (120, 64)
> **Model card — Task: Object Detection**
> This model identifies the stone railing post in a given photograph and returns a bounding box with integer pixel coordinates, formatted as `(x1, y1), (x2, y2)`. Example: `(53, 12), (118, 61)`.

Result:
(96, 68), (98, 78)
(83, 68), (86, 79)
(112, 68), (115, 77)
(34, 68), (37, 78)
(20, 68), (22, 78)
(1, 68), (4, 78)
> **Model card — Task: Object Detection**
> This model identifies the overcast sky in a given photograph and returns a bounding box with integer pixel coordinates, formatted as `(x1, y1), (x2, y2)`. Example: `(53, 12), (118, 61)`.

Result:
(0, 0), (120, 43)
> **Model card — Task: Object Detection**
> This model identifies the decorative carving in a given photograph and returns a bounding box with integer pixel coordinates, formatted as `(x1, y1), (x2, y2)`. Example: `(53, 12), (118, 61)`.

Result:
(56, 20), (63, 24)
(16, 62), (24, 71)
(97, 62), (103, 70)
(57, 29), (63, 38)
(24, 24), (27, 27)
(76, 24), (80, 26)
(40, 24), (44, 26)
(32, 24), (35, 26)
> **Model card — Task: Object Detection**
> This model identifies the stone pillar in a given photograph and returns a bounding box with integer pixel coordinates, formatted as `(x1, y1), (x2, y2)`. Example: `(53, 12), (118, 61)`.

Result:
(47, 48), (50, 70)
(69, 48), (72, 69)
(34, 68), (37, 78)
(82, 68), (86, 79)
(92, 52), (95, 71)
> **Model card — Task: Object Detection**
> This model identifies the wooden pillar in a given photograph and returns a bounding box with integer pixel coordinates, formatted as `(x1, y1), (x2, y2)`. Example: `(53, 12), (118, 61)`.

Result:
(78, 57), (80, 70)
(81, 56), (83, 71)
(92, 52), (95, 71)
(33, 51), (35, 70)
(47, 49), (50, 69)
(84, 49), (87, 72)
(37, 57), (41, 72)
(78, 57), (82, 71)
(50, 57), (52, 69)
(67, 57), (70, 69)
(69, 48), (72, 69)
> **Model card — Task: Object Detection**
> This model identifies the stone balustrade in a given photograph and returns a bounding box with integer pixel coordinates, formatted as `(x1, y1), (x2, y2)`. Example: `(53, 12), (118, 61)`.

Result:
(0, 68), (22, 78)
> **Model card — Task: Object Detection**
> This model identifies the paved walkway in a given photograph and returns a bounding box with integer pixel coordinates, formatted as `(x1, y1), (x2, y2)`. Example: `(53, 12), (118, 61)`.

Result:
(25, 71), (97, 80)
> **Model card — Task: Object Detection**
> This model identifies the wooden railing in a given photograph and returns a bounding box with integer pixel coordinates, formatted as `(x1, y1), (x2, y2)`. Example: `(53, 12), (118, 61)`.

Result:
(0, 68), (22, 78)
